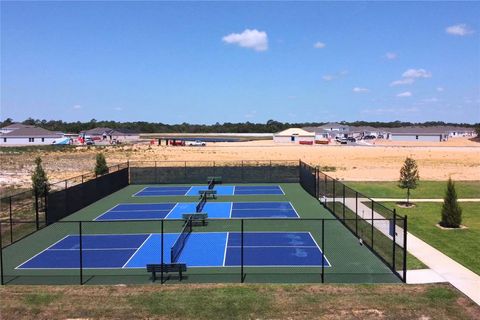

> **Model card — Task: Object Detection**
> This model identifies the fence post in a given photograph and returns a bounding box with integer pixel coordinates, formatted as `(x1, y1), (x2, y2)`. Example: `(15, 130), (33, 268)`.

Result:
(79, 221), (83, 285)
(324, 175), (327, 205)
(241, 219), (244, 283)
(321, 219), (325, 283)
(392, 210), (397, 271)
(35, 190), (39, 230)
(154, 161), (158, 184)
(161, 219), (164, 284)
(332, 180), (336, 214)
(342, 185), (346, 220)
(241, 161), (244, 183)
(371, 200), (374, 248)
(355, 192), (358, 236)
(9, 197), (13, 244)
(269, 160), (272, 182)
(403, 216), (408, 283)
(0, 220), (4, 285)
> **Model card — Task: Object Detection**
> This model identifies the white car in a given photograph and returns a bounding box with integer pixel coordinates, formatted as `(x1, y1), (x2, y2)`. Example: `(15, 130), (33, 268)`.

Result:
(186, 140), (206, 146)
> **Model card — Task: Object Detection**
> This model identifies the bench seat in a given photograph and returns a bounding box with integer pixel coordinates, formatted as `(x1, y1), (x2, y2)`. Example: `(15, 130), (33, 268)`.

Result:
(146, 263), (187, 282)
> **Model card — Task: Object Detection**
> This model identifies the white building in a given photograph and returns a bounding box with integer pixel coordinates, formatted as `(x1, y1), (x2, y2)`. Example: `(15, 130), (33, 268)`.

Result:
(0, 126), (64, 145)
(273, 128), (315, 144)
(388, 127), (449, 142)
(80, 127), (139, 143)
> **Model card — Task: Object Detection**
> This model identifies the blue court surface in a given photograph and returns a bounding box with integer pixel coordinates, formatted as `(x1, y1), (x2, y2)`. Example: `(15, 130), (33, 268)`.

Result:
(95, 202), (299, 221)
(133, 185), (285, 197)
(17, 232), (330, 269)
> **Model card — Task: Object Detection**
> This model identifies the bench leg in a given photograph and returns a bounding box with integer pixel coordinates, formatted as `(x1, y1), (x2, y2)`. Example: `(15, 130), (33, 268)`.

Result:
(152, 271), (156, 282)
(179, 270), (183, 281)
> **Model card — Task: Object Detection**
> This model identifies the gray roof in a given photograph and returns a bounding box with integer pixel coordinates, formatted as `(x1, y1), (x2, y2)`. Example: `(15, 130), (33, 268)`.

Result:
(81, 127), (139, 136)
(1, 126), (63, 138)
(1, 123), (34, 130)
(388, 126), (448, 134)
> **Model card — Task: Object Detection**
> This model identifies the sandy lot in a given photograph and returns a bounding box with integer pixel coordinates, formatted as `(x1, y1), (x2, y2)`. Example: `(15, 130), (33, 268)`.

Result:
(1, 137), (479, 189)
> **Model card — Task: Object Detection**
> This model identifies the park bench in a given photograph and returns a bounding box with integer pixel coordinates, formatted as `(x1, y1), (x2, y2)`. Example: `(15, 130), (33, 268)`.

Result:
(146, 263), (187, 282)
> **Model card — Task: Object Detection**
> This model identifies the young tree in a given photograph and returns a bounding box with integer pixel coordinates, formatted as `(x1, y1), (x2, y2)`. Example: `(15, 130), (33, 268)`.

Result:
(94, 153), (109, 176)
(440, 178), (462, 228)
(398, 157), (420, 206)
(31, 157), (49, 196)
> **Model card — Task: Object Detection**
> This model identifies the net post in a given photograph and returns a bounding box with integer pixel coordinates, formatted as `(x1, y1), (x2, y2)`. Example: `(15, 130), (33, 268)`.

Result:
(9, 197), (13, 244)
(321, 219), (325, 283)
(241, 219), (244, 283)
(79, 221), (83, 285)
(161, 219), (164, 284)
(371, 200), (374, 247)
(392, 209), (397, 272)
(403, 216), (408, 283)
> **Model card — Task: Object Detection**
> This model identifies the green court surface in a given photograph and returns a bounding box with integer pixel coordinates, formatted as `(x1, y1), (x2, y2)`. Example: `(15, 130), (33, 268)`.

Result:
(0, 183), (400, 284)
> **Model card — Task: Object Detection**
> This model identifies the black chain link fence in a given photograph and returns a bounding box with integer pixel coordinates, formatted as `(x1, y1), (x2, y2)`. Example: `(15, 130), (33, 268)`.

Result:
(0, 160), (407, 284)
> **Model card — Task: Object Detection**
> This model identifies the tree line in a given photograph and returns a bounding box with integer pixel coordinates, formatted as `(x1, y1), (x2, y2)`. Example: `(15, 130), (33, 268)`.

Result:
(1, 117), (478, 134)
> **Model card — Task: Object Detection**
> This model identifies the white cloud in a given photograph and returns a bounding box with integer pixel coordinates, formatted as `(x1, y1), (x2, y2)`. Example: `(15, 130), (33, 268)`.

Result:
(314, 41), (326, 49)
(385, 52), (397, 60)
(322, 70), (348, 82)
(353, 87), (369, 93)
(73, 105), (82, 109)
(222, 29), (268, 51)
(244, 110), (257, 118)
(390, 68), (432, 86)
(397, 91), (412, 97)
(446, 24), (474, 36)
(402, 68), (432, 79)
(390, 78), (415, 86)
(322, 75), (335, 81)
(361, 107), (419, 115)
(437, 87), (444, 92)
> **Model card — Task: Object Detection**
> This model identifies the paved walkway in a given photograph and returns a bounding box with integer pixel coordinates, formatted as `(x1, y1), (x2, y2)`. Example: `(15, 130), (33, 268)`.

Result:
(371, 198), (480, 203)
(331, 197), (480, 306)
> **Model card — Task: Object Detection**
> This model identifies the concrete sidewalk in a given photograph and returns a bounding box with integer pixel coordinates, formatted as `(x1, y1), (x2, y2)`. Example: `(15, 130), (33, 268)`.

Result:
(371, 198), (480, 202)
(333, 197), (480, 306)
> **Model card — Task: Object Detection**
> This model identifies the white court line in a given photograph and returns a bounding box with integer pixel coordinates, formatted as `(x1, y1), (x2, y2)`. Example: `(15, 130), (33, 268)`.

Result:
(278, 185), (286, 195)
(164, 202), (179, 219)
(232, 185), (236, 196)
(185, 186), (193, 196)
(289, 201), (301, 218)
(17, 232), (330, 270)
(222, 232), (229, 267)
(308, 231), (332, 267)
(48, 248), (139, 251)
(16, 235), (71, 269)
(122, 234), (153, 268)
(229, 202), (233, 218)
(228, 245), (318, 248)
(131, 187), (148, 197)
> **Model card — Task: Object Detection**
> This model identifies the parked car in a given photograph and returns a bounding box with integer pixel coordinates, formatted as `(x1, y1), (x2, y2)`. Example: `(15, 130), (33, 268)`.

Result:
(377, 134), (384, 139)
(363, 135), (376, 140)
(85, 138), (95, 145)
(335, 137), (348, 144)
(346, 137), (356, 142)
(186, 140), (206, 146)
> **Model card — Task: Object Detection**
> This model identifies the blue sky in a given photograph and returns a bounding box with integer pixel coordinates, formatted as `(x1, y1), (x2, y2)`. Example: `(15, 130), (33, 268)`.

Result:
(1, 2), (479, 124)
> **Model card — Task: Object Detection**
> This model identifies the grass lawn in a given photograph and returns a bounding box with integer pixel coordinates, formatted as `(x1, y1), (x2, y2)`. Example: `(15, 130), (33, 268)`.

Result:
(346, 181), (480, 199)
(382, 202), (480, 275)
(1, 284), (479, 319)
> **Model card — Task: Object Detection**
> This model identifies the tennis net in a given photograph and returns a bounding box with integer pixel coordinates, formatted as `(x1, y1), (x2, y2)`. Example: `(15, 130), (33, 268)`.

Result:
(196, 193), (207, 213)
(208, 179), (215, 190)
(170, 217), (193, 263)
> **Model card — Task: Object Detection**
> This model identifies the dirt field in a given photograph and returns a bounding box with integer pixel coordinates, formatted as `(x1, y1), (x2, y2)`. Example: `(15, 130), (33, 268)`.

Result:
(1, 138), (479, 189)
